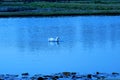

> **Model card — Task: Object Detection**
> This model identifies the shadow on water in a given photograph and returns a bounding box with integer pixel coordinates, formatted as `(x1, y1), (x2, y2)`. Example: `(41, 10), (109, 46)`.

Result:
(81, 24), (107, 49)
(110, 24), (120, 47)
(80, 19), (120, 50)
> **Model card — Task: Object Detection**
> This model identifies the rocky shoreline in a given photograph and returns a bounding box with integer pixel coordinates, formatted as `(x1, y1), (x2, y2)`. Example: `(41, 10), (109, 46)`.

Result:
(0, 72), (120, 80)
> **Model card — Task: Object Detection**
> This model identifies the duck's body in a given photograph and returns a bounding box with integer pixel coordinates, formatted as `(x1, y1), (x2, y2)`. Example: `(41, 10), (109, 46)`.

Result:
(48, 37), (59, 42)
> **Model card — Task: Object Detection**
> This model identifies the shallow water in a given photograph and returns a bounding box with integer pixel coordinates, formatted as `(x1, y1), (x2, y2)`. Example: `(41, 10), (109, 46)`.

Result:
(0, 16), (120, 75)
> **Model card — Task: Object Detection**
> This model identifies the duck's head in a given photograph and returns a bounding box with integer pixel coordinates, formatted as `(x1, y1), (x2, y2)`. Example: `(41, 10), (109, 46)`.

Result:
(56, 37), (59, 41)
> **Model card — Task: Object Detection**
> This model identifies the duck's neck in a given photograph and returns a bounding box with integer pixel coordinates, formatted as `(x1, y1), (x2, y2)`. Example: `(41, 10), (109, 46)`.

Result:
(56, 37), (59, 41)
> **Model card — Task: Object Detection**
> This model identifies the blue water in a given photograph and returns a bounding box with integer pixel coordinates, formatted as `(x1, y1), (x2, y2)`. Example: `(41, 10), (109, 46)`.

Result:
(0, 16), (120, 75)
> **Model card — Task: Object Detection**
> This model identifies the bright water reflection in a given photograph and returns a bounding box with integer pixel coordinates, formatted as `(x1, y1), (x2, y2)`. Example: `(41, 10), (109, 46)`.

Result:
(0, 16), (120, 75)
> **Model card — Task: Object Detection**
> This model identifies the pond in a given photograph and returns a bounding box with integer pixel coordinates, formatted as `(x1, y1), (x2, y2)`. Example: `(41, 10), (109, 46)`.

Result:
(0, 16), (120, 75)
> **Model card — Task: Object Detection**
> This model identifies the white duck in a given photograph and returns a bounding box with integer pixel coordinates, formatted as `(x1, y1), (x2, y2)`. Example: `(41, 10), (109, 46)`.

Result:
(48, 37), (59, 42)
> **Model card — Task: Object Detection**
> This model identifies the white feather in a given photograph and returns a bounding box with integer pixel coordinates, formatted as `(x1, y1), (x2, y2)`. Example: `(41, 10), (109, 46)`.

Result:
(48, 37), (59, 42)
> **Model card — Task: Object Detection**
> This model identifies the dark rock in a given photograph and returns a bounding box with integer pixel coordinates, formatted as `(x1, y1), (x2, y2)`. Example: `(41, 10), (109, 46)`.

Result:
(87, 74), (92, 79)
(30, 76), (36, 80)
(62, 72), (71, 77)
(52, 77), (57, 80)
(58, 75), (63, 78)
(92, 75), (97, 78)
(22, 76), (29, 79)
(72, 75), (76, 79)
(0, 72), (120, 80)
(4, 76), (9, 79)
(44, 75), (53, 78)
(112, 72), (119, 75)
(96, 72), (100, 74)
(54, 76), (59, 79)
(37, 77), (44, 80)
(81, 75), (86, 78)
(71, 72), (76, 75)
(6, 74), (19, 78)
(13, 75), (19, 77)
(0, 74), (4, 79)
(96, 76), (101, 79)
(22, 73), (29, 76)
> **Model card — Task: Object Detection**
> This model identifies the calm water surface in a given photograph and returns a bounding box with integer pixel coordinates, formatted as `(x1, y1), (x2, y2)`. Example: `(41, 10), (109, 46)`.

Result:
(0, 16), (120, 75)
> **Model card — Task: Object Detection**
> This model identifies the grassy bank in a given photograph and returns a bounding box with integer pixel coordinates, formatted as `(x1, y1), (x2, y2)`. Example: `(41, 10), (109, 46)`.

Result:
(1, 10), (120, 17)
(1, 2), (120, 17)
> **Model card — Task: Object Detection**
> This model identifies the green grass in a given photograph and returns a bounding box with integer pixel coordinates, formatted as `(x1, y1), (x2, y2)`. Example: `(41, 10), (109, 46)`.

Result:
(1, 1), (120, 17)
(27, 2), (120, 10)
(0, 10), (120, 17)
(1, 2), (120, 9)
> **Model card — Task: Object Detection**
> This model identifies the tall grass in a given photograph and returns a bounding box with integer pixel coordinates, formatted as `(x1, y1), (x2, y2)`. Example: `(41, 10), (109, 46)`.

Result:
(1, 1), (120, 17)
(27, 2), (120, 10)
(1, 1), (120, 10)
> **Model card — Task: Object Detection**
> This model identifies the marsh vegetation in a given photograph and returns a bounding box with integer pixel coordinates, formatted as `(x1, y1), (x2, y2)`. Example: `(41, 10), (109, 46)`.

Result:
(0, 0), (120, 17)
